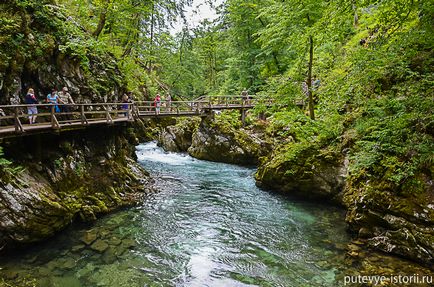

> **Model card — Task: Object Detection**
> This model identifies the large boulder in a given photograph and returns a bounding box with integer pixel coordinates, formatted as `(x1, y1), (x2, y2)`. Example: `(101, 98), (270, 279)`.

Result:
(159, 118), (200, 152)
(187, 116), (271, 165)
(255, 144), (348, 203)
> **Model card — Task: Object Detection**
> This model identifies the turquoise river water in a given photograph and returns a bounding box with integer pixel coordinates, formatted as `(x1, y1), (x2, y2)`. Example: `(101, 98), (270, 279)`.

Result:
(0, 142), (355, 287)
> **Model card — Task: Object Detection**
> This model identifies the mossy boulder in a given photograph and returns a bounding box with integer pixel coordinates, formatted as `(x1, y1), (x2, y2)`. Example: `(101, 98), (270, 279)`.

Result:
(159, 118), (200, 152)
(255, 143), (348, 203)
(187, 116), (271, 165)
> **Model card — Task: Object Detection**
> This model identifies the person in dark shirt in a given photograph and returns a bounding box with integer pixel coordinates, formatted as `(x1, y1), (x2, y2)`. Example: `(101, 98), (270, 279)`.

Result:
(121, 93), (129, 117)
(24, 88), (38, 124)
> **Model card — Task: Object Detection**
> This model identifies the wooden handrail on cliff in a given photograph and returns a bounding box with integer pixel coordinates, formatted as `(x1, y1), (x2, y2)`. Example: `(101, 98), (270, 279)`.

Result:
(0, 95), (273, 137)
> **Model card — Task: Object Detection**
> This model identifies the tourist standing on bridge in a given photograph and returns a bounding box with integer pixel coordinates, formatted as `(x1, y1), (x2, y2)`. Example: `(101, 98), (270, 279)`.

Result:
(59, 87), (75, 120)
(241, 89), (250, 105)
(47, 88), (61, 113)
(154, 93), (161, 115)
(165, 93), (172, 112)
(25, 88), (38, 124)
(121, 93), (130, 117)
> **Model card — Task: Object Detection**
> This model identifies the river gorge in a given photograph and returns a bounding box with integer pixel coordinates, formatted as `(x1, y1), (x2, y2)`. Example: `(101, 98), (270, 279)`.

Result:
(0, 142), (351, 286)
(1, 142), (432, 287)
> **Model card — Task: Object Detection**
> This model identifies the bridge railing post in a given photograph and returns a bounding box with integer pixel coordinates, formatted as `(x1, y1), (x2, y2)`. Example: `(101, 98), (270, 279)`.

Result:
(80, 105), (88, 125)
(105, 104), (113, 124)
(14, 106), (24, 133)
(51, 105), (60, 129)
(127, 103), (132, 121)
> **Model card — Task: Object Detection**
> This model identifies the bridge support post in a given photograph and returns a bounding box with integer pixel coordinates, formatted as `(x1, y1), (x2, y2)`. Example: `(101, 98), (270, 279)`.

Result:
(105, 104), (113, 124)
(51, 106), (60, 129)
(240, 108), (247, 126)
(14, 107), (24, 133)
(80, 105), (89, 125)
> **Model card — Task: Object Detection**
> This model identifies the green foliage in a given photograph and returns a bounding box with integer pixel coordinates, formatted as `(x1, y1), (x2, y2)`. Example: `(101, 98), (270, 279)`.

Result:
(0, 277), (37, 287)
(0, 146), (24, 182)
(1, 0), (432, 196)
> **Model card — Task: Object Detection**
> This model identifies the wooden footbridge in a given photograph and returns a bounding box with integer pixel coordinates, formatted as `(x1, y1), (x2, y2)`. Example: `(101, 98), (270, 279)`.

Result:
(0, 95), (271, 138)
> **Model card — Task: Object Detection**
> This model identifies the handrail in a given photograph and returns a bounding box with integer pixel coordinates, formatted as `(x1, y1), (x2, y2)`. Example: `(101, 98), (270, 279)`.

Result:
(0, 95), (273, 136)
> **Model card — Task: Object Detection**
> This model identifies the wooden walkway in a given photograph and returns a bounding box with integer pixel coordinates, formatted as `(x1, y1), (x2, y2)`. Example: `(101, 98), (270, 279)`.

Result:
(0, 96), (271, 138)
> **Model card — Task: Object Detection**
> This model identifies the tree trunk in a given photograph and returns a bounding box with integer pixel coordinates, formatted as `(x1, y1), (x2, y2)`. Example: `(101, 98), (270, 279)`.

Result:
(307, 35), (315, 120)
(147, 1), (155, 72)
(352, 1), (359, 27)
(93, 8), (107, 38)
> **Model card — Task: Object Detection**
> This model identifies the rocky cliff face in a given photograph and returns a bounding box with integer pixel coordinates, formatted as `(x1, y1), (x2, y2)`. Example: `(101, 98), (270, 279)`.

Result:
(0, 0), (125, 105)
(344, 179), (434, 266)
(159, 118), (200, 152)
(0, 126), (152, 251)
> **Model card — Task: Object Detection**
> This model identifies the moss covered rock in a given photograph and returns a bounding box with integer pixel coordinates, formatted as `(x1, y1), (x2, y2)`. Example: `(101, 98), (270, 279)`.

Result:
(0, 0), (125, 105)
(187, 115), (271, 165)
(159, 118), (200, 152)
(255, 142), (348, 203)
(0, 125), (152, 251)
(344, 181), (434, 266)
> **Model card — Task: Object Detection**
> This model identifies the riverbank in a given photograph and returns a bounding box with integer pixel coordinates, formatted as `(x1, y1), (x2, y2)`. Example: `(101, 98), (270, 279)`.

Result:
(0, 124), (154, 253)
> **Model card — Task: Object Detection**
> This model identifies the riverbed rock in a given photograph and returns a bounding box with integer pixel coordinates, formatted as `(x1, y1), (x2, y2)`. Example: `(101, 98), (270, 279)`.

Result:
(107, 236), (122, 246)
(90, 240), (109, 253)
(80, 231), (98, 245)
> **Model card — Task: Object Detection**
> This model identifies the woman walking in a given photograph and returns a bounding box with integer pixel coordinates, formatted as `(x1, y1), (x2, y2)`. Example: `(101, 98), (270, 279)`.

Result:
(154, 93), (161, 115)
(25, 88), (38, 124)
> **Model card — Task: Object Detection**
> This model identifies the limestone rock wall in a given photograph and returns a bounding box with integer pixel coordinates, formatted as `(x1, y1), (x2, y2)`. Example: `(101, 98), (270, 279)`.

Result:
(0, 126), (152, 251)
(0, 0), (125, 105)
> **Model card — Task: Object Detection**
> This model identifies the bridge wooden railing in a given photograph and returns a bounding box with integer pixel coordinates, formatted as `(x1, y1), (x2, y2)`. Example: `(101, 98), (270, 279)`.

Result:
(0, 102), (136, 135)
(134, 100), (210, 116)
(0, 95), (273, 137)
(195, 95), (273, 108)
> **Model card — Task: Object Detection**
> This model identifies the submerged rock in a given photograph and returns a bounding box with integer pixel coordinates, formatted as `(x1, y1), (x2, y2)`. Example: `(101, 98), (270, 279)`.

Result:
(90, 240), (109, 253)
(107, 236), (122, 246)
(80, 230), (98, 246)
